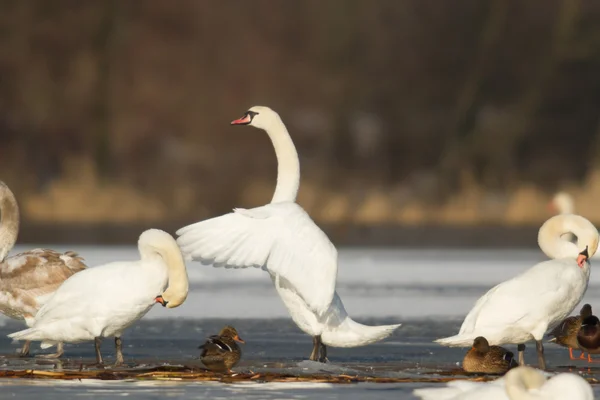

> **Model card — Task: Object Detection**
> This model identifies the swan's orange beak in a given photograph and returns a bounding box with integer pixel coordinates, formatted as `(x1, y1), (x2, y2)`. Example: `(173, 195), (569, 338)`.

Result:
(231, 114), (251, 125)
(233, 335), (245, 344)
(547, 201), (557, 213)
(155, 295), (168, 307)
(577, 246), (589, 268)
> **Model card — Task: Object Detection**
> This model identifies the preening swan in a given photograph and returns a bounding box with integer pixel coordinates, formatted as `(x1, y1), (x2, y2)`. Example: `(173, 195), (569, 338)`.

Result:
(177, 106), (401, 361)
(435, 214), (599, 369)
(413, 366), (593, 400)
(0, 181), (86, 357)
(8, 229), (188, 365)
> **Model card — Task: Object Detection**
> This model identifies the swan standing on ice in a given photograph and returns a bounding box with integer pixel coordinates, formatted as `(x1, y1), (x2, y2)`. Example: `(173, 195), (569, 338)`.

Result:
(413, 366), (593, 400)
(436, 214), (599, 369)
(177, 106), (401, 362)
(8, 229), (188, 365)
(0, 181), (86, 357)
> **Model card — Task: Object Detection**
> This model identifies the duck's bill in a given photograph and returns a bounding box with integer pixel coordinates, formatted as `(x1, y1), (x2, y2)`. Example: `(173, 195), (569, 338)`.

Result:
(234, 335), (245, 344)
(231, 114), (251, 125)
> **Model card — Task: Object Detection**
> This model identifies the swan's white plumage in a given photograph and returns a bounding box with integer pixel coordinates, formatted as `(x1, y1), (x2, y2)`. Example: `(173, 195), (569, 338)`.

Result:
(436, 214), (598, 347)
(413, 367), (592, 400)
(8, 229), (187, 346)
(178, 202), (337, 316)
(177, 106), (401, 348)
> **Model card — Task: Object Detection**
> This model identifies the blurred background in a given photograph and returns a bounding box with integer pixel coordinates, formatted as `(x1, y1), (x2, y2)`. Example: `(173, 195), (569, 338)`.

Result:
(1, 0), (599, 246)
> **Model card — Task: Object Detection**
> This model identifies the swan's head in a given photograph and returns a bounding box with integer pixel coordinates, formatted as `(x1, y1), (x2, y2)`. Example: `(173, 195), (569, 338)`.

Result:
(538, 214), (599, 263)
(549, 191), (574, 214)
(138, 229), (189, 308)
(505, 366), (547, 396)
(231, 106), (280, 130)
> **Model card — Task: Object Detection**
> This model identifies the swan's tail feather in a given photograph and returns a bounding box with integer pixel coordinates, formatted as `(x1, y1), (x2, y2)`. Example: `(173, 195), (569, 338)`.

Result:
(40, 341), (57, 349)
(321, 318), (401, 348)
(8, 328), (39, 341)
(435, 334), (475, 347)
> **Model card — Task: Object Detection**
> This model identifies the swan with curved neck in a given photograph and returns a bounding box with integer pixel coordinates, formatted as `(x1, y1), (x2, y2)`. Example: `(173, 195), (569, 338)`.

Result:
(436, 214), (599, 370)
(0, 181), (87, 358)
(413, 366), (593, 400)
(177, 106), (401, 361)
(8, 229), (189, 365)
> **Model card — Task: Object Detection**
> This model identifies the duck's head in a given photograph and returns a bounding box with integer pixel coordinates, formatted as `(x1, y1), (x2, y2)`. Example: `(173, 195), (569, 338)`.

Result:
(472, 336), (490, 353)
(581, 315), (600, 328)
(581, 304), (593, 318)
(230, 106), (279, 131)
(219, 325), (245, 344)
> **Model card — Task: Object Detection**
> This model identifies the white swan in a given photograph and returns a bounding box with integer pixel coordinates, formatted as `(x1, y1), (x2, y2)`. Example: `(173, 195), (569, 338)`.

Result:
(0, 181), (86, 357)
(436, 214), (599, 369)
(8, 229), (188, 365)
(549, 192), (574, 215)
(177, 106), (401, 361)
(413, 366), (593, 400)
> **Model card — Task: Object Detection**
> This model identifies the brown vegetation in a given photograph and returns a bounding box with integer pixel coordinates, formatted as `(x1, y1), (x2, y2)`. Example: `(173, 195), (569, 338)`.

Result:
(1, 0), (600, 226)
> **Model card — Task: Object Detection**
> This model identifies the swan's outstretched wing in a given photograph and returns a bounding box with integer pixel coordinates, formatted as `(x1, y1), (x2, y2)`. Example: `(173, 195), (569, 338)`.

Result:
(177, 202), (337, 316)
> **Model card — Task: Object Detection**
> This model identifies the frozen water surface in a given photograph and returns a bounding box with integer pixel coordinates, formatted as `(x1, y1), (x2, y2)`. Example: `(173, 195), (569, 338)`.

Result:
(2, 246), (600, 399)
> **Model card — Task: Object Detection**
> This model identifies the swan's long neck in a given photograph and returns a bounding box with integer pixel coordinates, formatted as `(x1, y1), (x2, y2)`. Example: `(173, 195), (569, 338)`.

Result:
(264, 117), (300, 203)
(0, 184), (19, 262)
(158, 242), (189, 308)
(538, 214), (599, 260)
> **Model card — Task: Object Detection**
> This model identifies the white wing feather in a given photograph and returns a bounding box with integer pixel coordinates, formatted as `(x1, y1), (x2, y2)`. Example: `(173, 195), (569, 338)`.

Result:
(177, 202), (338, 316)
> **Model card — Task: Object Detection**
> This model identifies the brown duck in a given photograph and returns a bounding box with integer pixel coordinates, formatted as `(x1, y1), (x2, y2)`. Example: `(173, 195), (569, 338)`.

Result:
(577, 314), (600, 362)
(199, 326), (245, 373)
(548, 303), (592, 360)
(462, 336), (518, 374)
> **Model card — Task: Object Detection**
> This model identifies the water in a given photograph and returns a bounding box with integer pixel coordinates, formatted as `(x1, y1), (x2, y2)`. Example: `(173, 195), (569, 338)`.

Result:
(2, 246), (600, 399)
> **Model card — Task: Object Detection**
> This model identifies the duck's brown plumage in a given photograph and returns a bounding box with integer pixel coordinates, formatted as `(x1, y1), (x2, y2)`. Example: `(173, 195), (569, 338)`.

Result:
(199, 326), (244, 373)
(549, 304), (592, 351)
(577, 315), (600, 355)
(462, 336), (517, 374)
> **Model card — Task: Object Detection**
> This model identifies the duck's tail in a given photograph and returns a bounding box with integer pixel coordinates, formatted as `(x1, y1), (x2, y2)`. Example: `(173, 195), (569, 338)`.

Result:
(319, 292), (401, 348)
(434, 334), (476, 347)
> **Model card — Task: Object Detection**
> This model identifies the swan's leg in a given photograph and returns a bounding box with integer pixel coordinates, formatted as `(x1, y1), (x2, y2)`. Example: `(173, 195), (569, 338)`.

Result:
(309, 336), (321, 361)
(318, 342), (328, 363)
(569, 348), (576, 360)
(535, 340), (546, 370)
(19, 340), (31, 357)
(580, 352), (587, 360)
(517, 344), (526, 366)
(114, 337), (124, 366)
(37, 342), (64, 359)
(94, 337), (104, 365)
